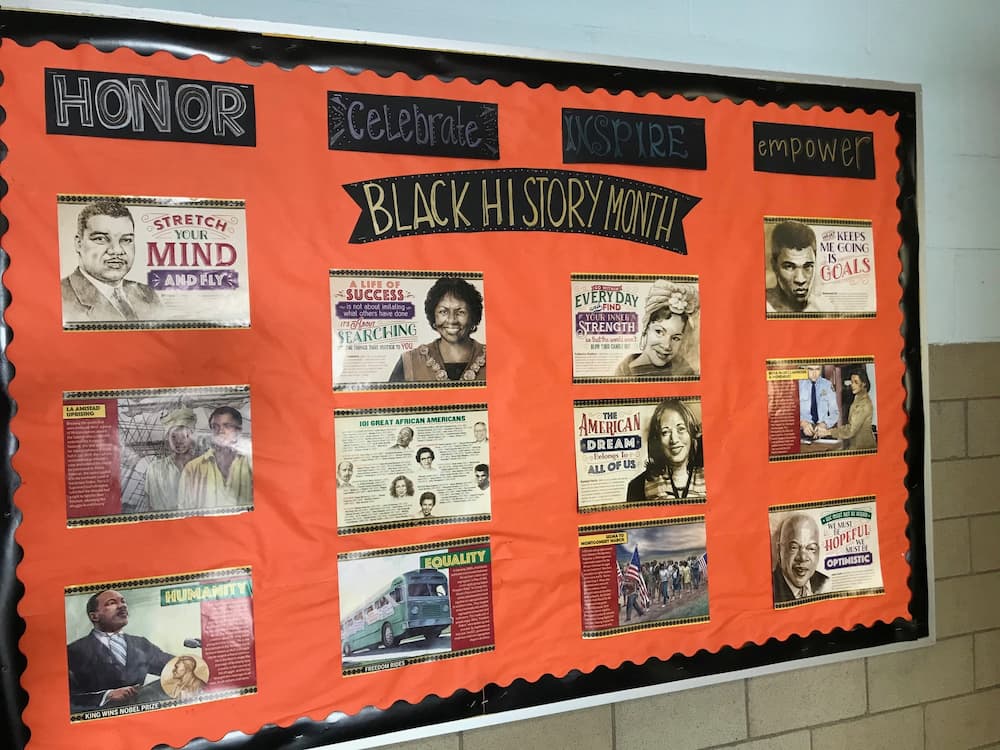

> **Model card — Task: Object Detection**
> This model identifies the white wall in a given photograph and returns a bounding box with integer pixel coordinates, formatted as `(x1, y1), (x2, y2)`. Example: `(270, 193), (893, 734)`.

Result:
(25, 0), (1000, 343)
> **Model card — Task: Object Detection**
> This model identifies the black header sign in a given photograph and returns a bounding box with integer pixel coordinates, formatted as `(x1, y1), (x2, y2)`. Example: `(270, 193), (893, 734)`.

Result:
(562, 108), (707, 169)
(44, 68), (256, 146)
(344, 168), (700, 253)
(754, 122), (875, 179)
(328, 92), (499, 160)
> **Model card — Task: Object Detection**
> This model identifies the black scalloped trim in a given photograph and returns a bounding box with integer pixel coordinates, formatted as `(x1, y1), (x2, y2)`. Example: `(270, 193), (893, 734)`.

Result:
(0, 9), (926, 750)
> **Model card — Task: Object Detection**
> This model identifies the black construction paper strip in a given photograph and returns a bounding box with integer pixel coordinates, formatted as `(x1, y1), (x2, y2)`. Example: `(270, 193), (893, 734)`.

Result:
(44, 67), (256, 146)
(329, 92), (499, 159)
(562, 108), (706, 169)
(753, 121), (874, 178)
(344, 168), (700, 253)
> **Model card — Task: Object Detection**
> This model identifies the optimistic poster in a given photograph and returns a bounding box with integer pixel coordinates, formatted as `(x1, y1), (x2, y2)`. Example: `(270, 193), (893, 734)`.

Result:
(768, 498), (884, 608)
(571, 274), (700, 382)
(63, 386), (253, 525)
(334, 405), (491, 533)
(579, 517), (708, 637)
(574, 397), (706, 511)
(64, 567), (256, 721)
(767, 358), (877, 461)
(763, 217), (875, 319)
(338, 537), (494, 675)
(57, 195), (250, 330)
(330, 270), (487, 391)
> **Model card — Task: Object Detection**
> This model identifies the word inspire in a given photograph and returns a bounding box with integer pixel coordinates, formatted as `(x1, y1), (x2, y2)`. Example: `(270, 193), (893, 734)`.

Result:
(563, 108), (707, 169)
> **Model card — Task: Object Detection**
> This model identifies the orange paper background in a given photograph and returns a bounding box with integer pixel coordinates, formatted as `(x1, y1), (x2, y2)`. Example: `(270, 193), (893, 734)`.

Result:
(2, 41), (912, 749)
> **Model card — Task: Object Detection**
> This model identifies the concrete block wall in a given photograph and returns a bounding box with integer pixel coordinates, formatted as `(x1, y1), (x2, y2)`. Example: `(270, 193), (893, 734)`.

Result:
(380, 343), (1000, 749)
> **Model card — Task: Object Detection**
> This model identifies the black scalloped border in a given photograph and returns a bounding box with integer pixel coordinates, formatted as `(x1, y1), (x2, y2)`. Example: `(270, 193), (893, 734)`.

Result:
(0, 31), (27, 750)
(0, 9), (926, 750)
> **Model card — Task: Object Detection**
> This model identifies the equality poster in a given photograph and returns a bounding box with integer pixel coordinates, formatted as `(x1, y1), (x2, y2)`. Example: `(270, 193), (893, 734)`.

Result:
(763, 217), (876, 319)
(579, 517), (708, 637)
(574, 396), (706, 511)
(330, 270), (487, 391)
(57, 195), (250, 331)
(571, 274), (700, 382)
(767, 497), (884, 608)
(338, 537), (495, 675)
(334, 404), (491, 533)
(766, 358), (877, 461)
(64, 567), (256, 721)
(63, 386), (253, 525)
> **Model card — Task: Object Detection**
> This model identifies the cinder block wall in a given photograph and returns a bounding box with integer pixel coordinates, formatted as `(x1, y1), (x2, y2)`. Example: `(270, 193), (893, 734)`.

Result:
(386, 343), (1000, 750)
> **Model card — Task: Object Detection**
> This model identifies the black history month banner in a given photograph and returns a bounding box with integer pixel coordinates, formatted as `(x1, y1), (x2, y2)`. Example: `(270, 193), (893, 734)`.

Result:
(1, 31), (918, 750)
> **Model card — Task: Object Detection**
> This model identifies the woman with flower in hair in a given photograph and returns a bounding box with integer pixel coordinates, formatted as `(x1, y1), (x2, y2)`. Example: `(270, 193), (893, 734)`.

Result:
(614, 279), (699, 378)
(626, 398), (706, 502)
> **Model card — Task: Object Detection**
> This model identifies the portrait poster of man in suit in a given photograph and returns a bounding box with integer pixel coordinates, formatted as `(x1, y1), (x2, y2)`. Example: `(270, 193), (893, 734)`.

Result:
(60, 199), (164, 325)
(64, 569), (257, 721)
(768, 500), (885, 608)
(57, 195), (251, 330)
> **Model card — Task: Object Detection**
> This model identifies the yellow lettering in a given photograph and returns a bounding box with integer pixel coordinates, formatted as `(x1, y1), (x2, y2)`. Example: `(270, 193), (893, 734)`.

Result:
(521, 176), (540, 227)
(482, 178), (503, 226)
(429, 179), (448, 226)
(390, 183), (412, 232)
(853, 135), (871, 170)
(547, 177), (567, 228)
(452, 180), (470, 227)
(507, 177), (515, 226)
(655, 195), (678, 244)
(585, 179), (603, 226)
(567, 178), (585, 228)
(411, 182), (436, 230)
(604, 184), (624, 230)
(362, 182), (393, 236)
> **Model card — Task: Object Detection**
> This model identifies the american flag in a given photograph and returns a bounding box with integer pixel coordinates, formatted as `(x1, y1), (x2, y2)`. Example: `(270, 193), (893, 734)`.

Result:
(695, 552), (708, 579)
(617, 561), (624, 599)
(625, 547), (650, 608)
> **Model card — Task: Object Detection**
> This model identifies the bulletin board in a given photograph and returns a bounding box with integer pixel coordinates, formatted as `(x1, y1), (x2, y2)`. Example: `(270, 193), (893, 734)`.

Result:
(0, 7), (927, 750)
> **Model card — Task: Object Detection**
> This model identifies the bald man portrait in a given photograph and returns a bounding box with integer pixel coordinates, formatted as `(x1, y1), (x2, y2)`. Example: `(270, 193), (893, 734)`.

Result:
(772, 513), (831, 603)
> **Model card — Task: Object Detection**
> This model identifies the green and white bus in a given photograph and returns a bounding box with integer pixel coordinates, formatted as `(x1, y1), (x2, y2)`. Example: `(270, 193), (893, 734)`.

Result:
(341, 569), (451, 655)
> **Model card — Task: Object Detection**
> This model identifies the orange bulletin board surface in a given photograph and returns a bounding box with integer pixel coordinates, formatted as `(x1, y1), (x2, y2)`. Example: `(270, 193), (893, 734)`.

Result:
(0, 13), (926, 750)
